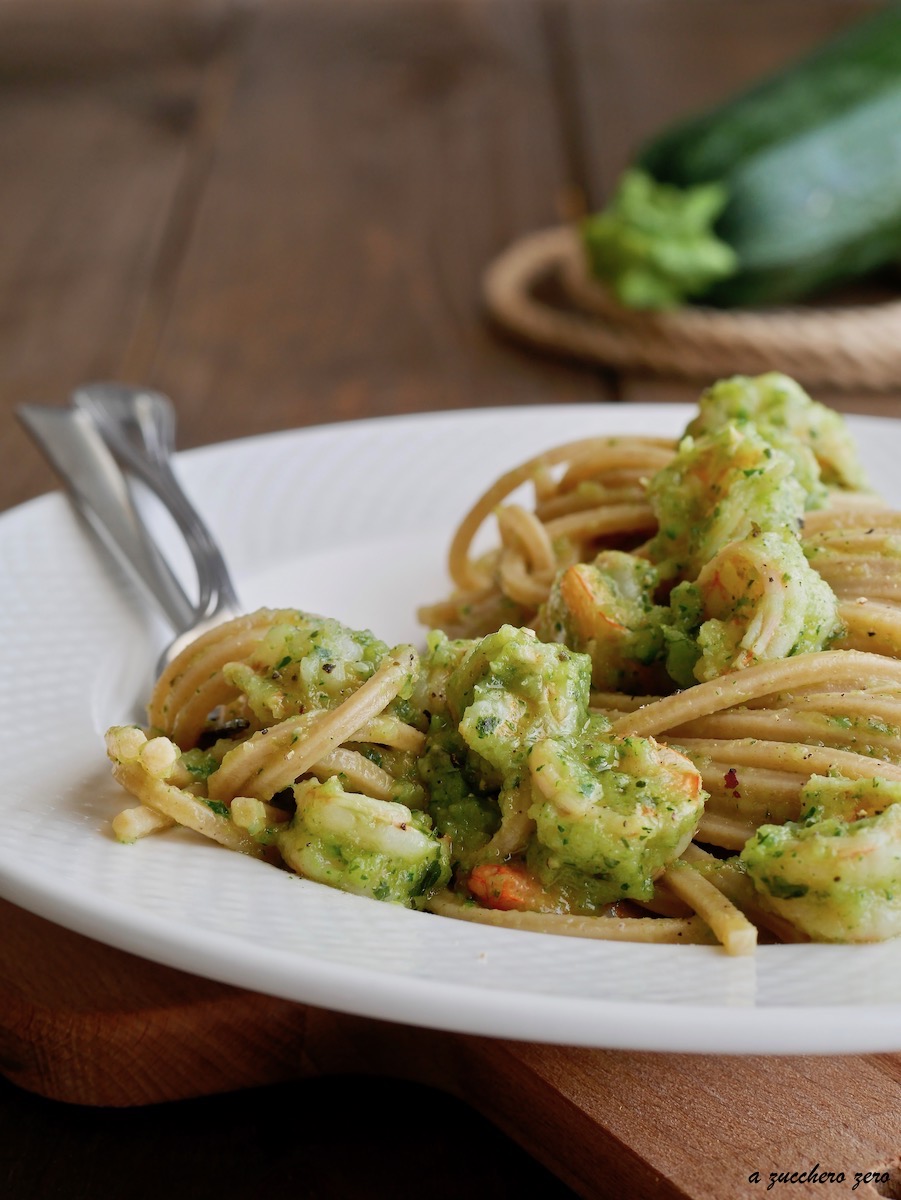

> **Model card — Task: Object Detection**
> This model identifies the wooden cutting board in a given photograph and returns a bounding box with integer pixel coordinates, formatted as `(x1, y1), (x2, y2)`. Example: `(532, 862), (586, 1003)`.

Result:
(2, 898), (898, 1200)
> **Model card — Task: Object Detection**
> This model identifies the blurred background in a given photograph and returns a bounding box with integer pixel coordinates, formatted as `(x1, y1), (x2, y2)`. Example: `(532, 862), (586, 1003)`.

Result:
(2, 0), (889, 511)
(1, 3), (896, 1198)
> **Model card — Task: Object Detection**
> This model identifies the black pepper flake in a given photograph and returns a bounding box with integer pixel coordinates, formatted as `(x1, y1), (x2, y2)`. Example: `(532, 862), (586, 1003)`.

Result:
(197, 717), (251, 749)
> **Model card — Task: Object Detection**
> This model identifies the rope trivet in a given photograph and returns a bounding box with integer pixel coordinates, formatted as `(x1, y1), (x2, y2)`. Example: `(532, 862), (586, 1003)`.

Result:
(483, 226), (901, 391)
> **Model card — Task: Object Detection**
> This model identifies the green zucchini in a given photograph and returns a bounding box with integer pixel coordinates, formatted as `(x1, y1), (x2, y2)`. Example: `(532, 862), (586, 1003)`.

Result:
(583, 5), (901, 309)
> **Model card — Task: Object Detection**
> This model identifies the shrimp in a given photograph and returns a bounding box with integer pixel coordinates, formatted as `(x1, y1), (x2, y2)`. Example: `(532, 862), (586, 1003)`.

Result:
(676, 528), (843, 683)
(686, 372), (867, 495)
(466, 861), (560, 912)
(741, 774), (901, 942)
(448, 624), (591, 775)
(278, 776), (451, 908)
(464, 860), (638, 916)
(526, 729), (705, 904)
(534, 551), (668, 692)
(646, 423), (806, 583)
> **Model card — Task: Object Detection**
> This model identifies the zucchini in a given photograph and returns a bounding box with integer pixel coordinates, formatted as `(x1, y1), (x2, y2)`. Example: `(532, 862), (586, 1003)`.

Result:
(583, 5), (901, 309)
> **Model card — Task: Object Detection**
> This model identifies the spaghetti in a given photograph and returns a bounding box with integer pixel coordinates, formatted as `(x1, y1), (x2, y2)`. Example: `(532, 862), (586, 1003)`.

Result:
(106, 372), (901, 954)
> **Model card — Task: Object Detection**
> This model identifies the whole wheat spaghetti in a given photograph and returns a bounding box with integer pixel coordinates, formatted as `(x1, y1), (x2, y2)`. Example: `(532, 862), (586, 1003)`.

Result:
(106, 373), (901, 953)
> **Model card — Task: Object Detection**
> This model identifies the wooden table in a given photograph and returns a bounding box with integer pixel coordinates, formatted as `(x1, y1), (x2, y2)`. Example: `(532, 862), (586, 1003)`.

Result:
(1, 3), (899, 1197)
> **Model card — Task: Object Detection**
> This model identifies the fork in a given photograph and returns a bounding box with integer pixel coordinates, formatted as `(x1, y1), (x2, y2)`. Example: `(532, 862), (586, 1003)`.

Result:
(18, 383), (243, 675)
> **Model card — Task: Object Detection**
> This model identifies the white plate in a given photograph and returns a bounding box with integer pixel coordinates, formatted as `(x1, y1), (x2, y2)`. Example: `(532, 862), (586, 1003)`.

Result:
(3, 404), (901, 1054)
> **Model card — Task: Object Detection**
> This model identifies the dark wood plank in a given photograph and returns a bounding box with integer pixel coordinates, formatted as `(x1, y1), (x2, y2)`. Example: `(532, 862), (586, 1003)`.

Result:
(0, 1), (239, 509)
(0, 0), (238, 81)
(136, 0), (609, 446)
(0, 1063), (577, 1200)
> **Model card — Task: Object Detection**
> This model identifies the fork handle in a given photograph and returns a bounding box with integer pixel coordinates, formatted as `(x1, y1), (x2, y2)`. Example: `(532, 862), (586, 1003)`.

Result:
(18, 403), (198, 633)
(71, 383), (241, 624)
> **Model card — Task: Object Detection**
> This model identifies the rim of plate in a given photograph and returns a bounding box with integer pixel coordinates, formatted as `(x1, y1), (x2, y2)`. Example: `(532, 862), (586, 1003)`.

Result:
(1, 402), (900, 1054)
